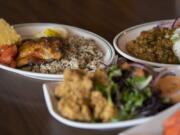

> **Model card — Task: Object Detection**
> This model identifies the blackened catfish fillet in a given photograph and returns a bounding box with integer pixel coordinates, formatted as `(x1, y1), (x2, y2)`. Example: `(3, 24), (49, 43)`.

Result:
(16, 37), (63, 67)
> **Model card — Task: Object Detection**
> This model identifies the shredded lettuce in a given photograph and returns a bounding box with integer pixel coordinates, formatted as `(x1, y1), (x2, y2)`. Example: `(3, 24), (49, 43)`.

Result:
(108, 65), (122, 79)
(95, 65), (154, 121)
(127, 75), (152, 90)
(112, 87), (152, 121)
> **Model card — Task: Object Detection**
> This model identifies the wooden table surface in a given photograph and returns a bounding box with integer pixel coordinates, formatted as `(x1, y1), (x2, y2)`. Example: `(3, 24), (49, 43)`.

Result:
(0, 0), (179, 135)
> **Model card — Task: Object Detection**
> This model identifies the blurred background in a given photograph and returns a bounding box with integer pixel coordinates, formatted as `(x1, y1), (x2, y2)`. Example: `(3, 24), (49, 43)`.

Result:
(0, 0), (179, 41)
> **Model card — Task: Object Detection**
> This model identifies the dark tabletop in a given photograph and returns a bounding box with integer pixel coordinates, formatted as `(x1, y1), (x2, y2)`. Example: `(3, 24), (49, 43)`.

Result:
(0, 0), (179, 135)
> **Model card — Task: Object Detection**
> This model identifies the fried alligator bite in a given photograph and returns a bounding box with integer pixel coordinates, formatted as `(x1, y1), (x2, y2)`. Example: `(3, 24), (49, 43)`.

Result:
(16, 37), (63, 67)
(55, 69), (117, 122)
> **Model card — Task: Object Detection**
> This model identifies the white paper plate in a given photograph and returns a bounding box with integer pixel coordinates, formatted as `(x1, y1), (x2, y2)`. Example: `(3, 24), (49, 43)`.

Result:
(0, 23), (115, 80)
(43, 82), (153, 130)
(113, 19), (180, 70)
(119, 103), (180, 135)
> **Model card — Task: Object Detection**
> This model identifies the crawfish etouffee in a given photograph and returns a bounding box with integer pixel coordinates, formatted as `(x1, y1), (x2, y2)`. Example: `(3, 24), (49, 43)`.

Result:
(54, 63), (172, 123)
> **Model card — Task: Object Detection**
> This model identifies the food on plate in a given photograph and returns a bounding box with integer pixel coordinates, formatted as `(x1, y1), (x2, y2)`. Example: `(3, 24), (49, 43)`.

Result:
(163, 110), (180, 135)
(54, 63), (172, 122)
(156, 75), (180, 103)
(20, 35), (103, 74)
(0, 19), (21, 67)
(16, 37), (63, 67)
(55, 68), (117, 122)
(0, 19), (21, 45)
(36, 28), (68, 39)
(0, 45), (17, 67)
(0, 19), (104, 73)
(126, 19), (180, 64)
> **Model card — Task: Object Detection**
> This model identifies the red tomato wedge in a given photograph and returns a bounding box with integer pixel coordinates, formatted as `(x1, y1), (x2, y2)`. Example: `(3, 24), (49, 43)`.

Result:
(164, 110), (180, 135)
(0, 45), (17, 67)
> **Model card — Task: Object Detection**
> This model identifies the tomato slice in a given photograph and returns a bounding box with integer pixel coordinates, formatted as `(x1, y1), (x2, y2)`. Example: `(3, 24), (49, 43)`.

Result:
(164, 110), (180, 135)
(0, 45), (17, 67)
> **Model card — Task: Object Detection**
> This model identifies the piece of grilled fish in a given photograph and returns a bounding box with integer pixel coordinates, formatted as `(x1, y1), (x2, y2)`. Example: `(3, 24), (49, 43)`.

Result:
(16, 37), (63, 67)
